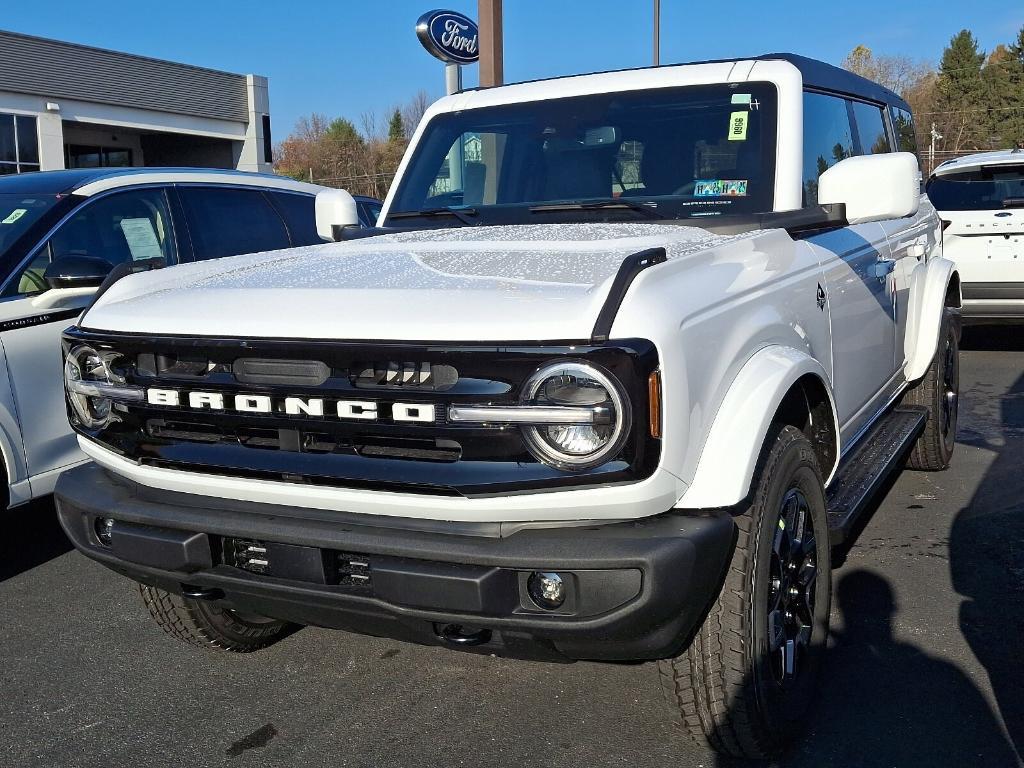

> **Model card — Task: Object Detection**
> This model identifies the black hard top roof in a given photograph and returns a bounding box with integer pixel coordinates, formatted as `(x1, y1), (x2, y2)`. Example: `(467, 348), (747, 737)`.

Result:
(757, 53), (910, 112)
(477, 52), (912, 113)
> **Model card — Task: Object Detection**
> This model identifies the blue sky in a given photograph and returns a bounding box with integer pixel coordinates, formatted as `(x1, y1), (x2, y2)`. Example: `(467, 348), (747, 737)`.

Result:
(4, 1), (1022, 138)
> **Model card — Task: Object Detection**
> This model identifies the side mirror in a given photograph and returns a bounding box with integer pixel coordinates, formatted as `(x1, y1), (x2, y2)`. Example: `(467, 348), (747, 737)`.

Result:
(315, 189), (360, 242)
(817, 152), (920, 225)
(44, 254), (115, 290)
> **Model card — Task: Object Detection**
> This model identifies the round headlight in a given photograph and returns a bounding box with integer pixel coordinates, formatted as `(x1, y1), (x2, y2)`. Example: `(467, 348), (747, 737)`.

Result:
(520, 361), (630, 470)
(65, 345), (118, 429)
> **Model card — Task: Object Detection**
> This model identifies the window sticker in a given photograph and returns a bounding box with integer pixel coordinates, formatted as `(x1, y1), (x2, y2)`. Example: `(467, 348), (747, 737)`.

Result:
(728, 111), (749, 141)
(731, 93), (752, 105)
(694, 180), (749, 197)
(119, 218), (163, 260)
(2, 209), (27, 225)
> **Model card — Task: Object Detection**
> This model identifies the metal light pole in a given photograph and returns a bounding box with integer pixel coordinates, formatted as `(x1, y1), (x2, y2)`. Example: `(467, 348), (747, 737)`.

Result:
(653, 0), (660, 66)
(479, 0), (503, 87)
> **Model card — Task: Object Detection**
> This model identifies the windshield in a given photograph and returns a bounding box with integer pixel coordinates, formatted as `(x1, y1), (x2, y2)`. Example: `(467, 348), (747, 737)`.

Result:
(388, 83), (777, 224)
(927, 164), (1024, 211)
(0, 193), (61, 258)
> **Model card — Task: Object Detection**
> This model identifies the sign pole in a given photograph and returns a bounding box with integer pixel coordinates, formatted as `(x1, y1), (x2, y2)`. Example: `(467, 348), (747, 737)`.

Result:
(446, 62), (464, 191)
(445, 62), (462, 96)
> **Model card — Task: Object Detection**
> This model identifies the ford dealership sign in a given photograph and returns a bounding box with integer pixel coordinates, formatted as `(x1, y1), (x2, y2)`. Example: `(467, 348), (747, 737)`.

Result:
(416, 9), (479, 64)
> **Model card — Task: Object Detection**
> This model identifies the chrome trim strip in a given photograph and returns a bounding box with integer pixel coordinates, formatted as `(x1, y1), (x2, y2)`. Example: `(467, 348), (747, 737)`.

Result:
(67, 379), (145, 402)
(447, 404), (606, 425)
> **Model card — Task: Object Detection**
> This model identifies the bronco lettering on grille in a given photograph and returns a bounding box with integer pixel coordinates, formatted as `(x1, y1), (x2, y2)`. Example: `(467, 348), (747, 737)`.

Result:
(145, 388), (435, 423)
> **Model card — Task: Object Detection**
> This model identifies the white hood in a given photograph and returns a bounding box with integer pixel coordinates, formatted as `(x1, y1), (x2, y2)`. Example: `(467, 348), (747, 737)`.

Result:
(82, 223), (747, 341)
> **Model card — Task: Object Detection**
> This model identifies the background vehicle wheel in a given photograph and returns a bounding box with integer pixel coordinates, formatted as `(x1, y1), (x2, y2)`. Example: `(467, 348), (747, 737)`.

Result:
(903, 308), (959, 471)
(139, 585), (292, 652)
(658, 425), (832, 760)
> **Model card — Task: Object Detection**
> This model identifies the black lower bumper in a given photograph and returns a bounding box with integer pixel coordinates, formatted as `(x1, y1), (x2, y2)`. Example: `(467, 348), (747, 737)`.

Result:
(55, 462), (735, 661)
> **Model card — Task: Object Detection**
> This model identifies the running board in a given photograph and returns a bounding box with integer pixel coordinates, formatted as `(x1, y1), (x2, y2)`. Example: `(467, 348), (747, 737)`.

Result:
(825, 406), (928, 546)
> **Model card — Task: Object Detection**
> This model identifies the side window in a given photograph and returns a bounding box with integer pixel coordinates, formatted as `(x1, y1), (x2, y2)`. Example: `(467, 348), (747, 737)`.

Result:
(890, 107), (919, 156)
(178, 187), (290, 262)
(357, 200), (382, 228)
(268, 191), (320, 246)
(5, 187), (176, 297)
(850, 101), (891, 155)
(802, 92), (856, 206)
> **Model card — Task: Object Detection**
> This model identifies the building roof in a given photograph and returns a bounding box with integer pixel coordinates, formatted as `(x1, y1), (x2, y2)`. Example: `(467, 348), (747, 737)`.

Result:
(0, 168), (324, 196)
(0, 29), (251, 122)
(932, 149), (1024, 177)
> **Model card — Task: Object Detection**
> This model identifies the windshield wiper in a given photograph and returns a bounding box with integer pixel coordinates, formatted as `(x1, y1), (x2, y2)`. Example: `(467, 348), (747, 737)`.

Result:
(529, 198), (668, 219)
(388, 207), (479, 225)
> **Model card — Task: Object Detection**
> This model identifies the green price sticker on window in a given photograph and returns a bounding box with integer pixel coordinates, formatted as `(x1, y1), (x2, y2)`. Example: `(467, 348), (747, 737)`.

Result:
(1, 209), (26, 225)
(728, 111), (749, 141)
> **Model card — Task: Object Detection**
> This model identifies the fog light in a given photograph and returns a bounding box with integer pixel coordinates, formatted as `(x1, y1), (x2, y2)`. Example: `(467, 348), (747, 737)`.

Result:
(527, 571), (566, 610)
(95, 517), (114, 546)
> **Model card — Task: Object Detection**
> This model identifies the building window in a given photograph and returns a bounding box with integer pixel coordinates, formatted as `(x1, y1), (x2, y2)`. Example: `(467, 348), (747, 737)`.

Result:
(0, 114), (41, 174)
(66, 145), (133, 169)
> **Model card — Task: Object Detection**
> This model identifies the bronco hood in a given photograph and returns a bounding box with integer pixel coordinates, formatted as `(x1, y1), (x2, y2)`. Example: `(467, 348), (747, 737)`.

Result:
(82, 223), (746, 341)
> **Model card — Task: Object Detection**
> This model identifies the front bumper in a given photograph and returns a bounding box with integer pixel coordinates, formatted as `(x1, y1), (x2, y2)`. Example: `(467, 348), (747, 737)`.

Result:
(55, 462), (735, 662)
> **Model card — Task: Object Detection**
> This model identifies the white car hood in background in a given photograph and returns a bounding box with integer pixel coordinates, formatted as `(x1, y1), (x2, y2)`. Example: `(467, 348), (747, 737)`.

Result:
(82, 223), (749, 341)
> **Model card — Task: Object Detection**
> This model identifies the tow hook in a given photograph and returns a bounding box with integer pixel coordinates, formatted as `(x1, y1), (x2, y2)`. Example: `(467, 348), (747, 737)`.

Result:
(435, 623), (492, 646)
(181, 584), (224, 601)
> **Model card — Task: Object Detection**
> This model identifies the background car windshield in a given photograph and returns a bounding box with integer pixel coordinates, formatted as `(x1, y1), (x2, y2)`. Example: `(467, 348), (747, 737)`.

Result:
(389, 83), (777, 221)
(0, 193), (59, 258)
(928, 164), (1024, 210)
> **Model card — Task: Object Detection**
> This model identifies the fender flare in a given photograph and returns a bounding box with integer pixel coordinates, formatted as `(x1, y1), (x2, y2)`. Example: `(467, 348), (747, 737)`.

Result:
(676, 345), (838, 510)
(904, 257), (960, 382)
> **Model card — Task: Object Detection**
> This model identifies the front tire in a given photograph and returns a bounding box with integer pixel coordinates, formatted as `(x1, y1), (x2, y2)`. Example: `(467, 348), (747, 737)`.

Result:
(140, 585), (292, 652)
(903, 308), (959, 471)
(658, 425), (832, 760)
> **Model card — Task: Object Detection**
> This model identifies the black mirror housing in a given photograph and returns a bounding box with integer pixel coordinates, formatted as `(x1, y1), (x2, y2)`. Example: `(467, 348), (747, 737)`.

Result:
(44, 254), (116, 290)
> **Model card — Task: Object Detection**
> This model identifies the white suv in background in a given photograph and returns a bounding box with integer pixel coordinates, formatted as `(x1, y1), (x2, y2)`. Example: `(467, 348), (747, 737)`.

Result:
(928, 149), (1024, 320)
(0, 168), (328, 508)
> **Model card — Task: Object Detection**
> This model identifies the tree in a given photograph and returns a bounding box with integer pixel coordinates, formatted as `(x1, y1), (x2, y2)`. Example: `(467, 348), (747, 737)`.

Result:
(388, 108), (405, 142)
(933, 30), (988, 152)
(983, 29), (1024, 148)
(841, 45), (932, 96)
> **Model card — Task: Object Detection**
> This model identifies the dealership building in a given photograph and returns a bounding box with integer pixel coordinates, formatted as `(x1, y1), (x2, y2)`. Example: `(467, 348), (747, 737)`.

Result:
(0, 30), (273, 175)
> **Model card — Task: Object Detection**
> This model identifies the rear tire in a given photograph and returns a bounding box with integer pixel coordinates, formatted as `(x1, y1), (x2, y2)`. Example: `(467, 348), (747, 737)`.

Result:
(903, 308), (959, 471)
(139, 585), (292, 652)
(658, 425), (832, 760)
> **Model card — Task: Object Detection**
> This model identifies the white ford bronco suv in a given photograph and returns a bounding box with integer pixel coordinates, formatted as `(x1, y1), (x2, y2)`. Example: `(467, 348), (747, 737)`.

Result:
(55, 54), (960, 759)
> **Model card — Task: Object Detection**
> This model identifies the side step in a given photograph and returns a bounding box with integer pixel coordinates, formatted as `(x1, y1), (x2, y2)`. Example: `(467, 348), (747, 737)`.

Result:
(825, 406), (928, 546)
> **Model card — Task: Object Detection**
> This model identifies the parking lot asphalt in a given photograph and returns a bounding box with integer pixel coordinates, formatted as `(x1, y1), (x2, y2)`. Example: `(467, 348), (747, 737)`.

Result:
(2, 328), (1022, 768)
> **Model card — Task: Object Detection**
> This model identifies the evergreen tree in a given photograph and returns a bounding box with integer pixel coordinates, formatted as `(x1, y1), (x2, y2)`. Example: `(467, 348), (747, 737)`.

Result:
(992, 26), (1024, 147)
(387, 108), (405, 142)
(934, 30), (988, 151)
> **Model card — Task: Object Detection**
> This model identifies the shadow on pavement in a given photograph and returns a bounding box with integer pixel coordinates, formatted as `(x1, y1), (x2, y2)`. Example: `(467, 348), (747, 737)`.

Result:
(960, 324), (1024, 352)
(949, 360), (1024, 761)
(0, 498), (72, 582)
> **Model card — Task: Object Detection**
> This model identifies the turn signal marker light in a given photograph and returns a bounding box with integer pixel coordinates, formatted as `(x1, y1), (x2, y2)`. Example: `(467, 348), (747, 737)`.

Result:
(648, 370), (662, 439)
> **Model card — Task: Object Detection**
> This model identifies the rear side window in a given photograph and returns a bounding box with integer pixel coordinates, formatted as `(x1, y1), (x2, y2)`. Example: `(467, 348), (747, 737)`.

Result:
(890, 107), (918, 155)
(802, 92), (855, 205)
(850, 101), (891, 155)
(927, 164), (1024, 211)
(178, 187), (290, 262)
(268, 191), (320, 246)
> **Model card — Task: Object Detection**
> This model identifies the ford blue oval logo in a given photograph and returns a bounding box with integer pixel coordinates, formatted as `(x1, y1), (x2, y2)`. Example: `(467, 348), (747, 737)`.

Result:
(416, 9), (479, 64)
(995, 211), (1013, 217)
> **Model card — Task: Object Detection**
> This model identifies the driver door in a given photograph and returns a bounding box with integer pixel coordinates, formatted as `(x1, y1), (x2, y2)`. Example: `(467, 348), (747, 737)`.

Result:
(0, 186), (178, 489)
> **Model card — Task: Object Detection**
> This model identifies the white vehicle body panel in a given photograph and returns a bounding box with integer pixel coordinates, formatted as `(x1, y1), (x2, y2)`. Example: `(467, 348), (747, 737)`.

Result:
(82, 224), (756, 342)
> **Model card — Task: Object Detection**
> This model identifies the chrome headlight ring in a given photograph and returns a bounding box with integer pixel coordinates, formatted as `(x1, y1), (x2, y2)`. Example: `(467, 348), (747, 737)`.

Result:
(519, 361), (631, 470)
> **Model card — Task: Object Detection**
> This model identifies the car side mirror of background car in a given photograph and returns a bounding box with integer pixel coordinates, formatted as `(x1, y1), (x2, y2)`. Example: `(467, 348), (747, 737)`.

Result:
(315, 189), (360, 242)
(817, 152), (921, 225)
(44, 253), (116, 290)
